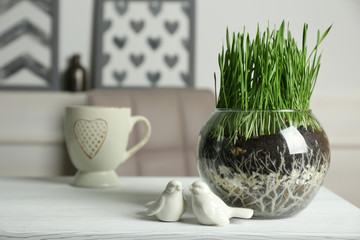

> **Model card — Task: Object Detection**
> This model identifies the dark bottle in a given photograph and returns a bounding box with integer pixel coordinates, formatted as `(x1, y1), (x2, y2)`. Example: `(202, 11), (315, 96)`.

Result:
(66, 55), (86, 91)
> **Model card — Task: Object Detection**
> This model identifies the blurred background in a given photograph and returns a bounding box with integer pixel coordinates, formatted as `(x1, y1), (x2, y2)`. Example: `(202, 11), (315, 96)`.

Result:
(0, 0), (359, 207)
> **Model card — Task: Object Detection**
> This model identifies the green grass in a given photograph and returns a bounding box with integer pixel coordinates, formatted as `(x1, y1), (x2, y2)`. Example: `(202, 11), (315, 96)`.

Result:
(207, 109), (322, 141)
(211, 21), (331, 140)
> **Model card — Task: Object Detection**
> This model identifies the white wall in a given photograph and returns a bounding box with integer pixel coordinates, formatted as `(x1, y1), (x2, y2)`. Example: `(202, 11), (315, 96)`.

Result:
(196, 0), (360, 97)
(59, 0), (360, 97)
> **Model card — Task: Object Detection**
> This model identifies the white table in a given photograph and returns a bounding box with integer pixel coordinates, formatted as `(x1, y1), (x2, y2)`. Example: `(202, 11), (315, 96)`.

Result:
(0, 177), (359, 239)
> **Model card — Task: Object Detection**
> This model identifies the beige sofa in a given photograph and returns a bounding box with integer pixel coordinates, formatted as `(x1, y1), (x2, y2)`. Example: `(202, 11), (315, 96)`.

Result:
(87, 89), (215, 176)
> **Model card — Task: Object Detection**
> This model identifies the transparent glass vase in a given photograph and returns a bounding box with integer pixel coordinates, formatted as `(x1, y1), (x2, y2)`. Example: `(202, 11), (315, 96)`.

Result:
(196, 109), (330, 218)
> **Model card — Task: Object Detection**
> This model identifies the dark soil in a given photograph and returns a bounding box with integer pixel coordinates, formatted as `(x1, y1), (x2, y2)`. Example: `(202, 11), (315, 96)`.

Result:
(198, 126), (330, 177)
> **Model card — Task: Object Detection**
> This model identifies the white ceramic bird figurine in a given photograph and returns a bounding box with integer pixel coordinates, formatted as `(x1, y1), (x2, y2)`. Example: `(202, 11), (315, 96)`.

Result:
(189, 181), (254, 226)
(145, 180), (187, 222)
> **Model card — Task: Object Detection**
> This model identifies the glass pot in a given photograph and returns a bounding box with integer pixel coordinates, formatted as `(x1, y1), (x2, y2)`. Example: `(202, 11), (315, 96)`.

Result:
(196, 109), (330, 218)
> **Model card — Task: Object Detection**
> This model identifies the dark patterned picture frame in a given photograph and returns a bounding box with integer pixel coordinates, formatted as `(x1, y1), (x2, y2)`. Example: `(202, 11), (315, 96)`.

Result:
(92, 0), (195, 89)
(0, 0), (59, 90)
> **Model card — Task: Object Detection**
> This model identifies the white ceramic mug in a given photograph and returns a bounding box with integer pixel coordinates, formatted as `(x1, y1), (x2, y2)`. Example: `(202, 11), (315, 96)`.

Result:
(65, 106), (151, 188)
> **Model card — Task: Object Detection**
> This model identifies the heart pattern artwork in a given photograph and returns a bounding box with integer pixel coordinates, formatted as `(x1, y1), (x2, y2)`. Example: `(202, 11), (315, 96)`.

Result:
(181, 39), (190, 51)
(147, 71), (161, 85)
(149, 1), (162, 16)
(130, 20), (145, 33)
(113, 70), (127, 83)
(74, 119), (108, 159)
(96, 0), (194, 88)
(130, 54), (145, 67)
(164, 21), (179, 34)
(113, 36), (127, 49)
(180, 72), (189, 84)
(147, 37), (161, 50)
(164, 55), (178, 68)
(115, 0), (128, 15)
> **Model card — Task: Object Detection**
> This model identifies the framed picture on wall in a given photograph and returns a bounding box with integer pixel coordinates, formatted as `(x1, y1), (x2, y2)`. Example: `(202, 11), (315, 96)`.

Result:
(0, 0), (59, 90)
(92, 0), (195, 89)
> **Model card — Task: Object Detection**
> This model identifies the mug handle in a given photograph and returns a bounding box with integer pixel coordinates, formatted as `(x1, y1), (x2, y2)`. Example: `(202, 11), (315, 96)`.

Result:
(122, 116), (151, 161)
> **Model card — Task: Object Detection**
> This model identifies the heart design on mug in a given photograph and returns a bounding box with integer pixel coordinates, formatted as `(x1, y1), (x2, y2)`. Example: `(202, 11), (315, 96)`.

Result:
(74, 119), (108, 159)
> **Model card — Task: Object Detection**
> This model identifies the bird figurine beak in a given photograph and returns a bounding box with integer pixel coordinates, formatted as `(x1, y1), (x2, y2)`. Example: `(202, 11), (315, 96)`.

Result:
(176, 185), (182, 191)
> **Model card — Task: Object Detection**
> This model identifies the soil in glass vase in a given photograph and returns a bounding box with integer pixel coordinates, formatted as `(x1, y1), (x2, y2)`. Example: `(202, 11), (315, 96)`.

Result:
(196, 21), (332, 218)
(197, 109), (330, 218)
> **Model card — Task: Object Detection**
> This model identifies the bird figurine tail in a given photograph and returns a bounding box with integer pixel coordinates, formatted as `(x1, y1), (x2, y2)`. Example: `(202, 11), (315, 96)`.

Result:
(230, 207), (254, 219)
